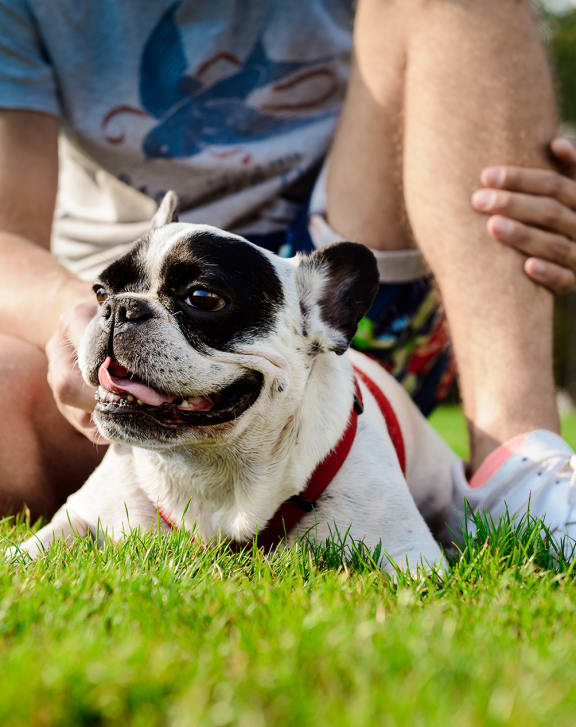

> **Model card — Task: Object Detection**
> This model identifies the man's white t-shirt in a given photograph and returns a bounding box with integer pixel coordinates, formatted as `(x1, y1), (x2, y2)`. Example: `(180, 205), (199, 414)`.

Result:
(0, 0), (353, 276)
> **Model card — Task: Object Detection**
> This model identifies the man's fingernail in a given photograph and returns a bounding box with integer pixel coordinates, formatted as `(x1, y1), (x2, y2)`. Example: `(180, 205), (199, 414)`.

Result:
(482, 167), (504, 187)
(530, 259), (547, 275)
(491, 216), (513, 236)
(553, 138), (575, 156)
(472, 189), (497, 211)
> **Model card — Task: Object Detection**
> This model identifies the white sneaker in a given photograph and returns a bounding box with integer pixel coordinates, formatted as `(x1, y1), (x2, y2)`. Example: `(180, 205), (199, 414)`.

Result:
(450, 430), (576, 556)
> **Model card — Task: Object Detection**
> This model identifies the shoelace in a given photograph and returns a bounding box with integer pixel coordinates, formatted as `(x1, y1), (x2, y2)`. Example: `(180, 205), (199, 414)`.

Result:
(565, 454), (576, 504)
(534, 451), (576, 507)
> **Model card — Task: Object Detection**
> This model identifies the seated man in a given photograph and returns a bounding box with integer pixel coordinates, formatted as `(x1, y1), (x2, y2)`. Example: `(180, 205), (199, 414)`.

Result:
(0, 0), (575, 539)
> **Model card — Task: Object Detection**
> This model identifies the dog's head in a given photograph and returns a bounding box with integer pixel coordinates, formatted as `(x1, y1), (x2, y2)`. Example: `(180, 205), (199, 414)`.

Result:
(78, 192), (379, 449)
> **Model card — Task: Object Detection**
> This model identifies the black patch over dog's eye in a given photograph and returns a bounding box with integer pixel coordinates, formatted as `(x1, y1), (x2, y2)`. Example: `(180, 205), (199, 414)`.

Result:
(184, 289), (227, 312)
(93, 285), (108, 304)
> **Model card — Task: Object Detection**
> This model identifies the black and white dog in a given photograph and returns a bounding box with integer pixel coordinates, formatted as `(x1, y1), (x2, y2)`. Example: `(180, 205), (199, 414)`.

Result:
(11, 193), (461, 572)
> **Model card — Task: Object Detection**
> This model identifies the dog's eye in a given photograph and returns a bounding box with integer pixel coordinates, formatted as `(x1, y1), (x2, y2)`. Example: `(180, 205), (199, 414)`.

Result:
(184, 289), (227, 312)
(93, 286), (108, 304)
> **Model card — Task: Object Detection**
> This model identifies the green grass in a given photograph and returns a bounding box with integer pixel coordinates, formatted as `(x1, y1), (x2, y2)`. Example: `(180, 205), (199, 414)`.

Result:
(2, 407), (576, 727)
(429, 405), (576, 460)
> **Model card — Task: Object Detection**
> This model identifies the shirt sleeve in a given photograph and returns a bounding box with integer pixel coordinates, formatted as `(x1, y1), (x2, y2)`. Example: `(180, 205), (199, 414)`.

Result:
(0, 0), (59, 115)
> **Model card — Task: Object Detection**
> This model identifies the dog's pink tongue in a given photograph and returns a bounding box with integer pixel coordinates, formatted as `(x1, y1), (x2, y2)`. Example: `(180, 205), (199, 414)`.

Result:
(98, 357), (176, 407)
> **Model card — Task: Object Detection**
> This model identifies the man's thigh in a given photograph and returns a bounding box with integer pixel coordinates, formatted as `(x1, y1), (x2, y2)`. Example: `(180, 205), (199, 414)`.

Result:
(0, 333), (105, 517)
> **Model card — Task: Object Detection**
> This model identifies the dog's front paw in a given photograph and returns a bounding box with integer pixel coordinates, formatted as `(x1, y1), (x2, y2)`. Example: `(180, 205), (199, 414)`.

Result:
(4, 540), (45, 562)
(3, 545), (18, 561)
(385, 546), (449, 580)
(3, 545), (28, 562)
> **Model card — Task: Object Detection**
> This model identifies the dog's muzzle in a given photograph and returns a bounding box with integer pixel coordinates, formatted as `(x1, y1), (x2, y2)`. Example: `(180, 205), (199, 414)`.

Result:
(95, 356), (263, 428)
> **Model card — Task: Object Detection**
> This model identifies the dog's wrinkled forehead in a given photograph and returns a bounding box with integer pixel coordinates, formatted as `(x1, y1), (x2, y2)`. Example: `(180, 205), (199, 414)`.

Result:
(98, 224), (284, 350)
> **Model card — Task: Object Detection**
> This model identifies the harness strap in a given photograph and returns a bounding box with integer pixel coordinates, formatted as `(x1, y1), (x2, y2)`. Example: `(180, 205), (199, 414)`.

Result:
(353, 366), (406, 476)
(157, 506), (177, 530)
(156, 368), (406, 548)
(254, 378), (362, 549)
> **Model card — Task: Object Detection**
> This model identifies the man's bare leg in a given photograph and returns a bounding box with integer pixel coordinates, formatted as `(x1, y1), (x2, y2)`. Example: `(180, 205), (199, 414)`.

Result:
(0, 334), (106, 518)
(328, 0), (559, 471)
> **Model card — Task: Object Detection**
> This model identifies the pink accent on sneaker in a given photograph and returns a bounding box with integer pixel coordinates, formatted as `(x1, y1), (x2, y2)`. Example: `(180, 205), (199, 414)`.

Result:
(469, 432), (530, 489)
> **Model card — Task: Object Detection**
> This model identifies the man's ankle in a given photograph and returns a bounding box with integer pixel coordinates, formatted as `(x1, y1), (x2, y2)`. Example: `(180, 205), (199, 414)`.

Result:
(467, 415), (561, 475)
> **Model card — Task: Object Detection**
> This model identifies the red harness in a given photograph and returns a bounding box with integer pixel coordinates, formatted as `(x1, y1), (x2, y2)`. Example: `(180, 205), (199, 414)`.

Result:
(157, 366), (405, 549)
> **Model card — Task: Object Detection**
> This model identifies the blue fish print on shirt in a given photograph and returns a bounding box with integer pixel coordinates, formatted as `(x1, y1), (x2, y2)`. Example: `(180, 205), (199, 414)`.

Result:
(138, 1), (339, 159)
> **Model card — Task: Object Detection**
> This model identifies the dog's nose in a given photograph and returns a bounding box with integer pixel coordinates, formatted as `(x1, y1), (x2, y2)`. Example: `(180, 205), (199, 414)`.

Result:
(117, 298), (154, 323)
(101, 297), (154, 328)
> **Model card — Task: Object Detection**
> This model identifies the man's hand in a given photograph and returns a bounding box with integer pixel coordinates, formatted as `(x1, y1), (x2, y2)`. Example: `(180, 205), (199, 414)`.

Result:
(45, 301), (107, 445)
(472, 137), (576, 294)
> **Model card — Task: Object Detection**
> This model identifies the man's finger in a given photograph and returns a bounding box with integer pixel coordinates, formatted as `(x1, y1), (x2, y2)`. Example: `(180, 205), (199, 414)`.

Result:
(66, 302), (98, 349)
(479, 166), (576, 210)
(472, 189), (576, 239)
(550, 137), (576, 176)
(487, 216), (576, 272)
(59, 404), (108, 445)
(61, 301), (97, 349)
(524, 257), (576, 295)
(48, 366), (96, 412)
(46, 333), (96, 412)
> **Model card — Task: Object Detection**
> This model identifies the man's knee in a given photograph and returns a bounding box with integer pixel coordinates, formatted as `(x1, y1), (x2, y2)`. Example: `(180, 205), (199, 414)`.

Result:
(366, 0), (537, 30)
(0, 333), (50, 412)
(0, 334), (99, 517)
(401, 0), (532, 10)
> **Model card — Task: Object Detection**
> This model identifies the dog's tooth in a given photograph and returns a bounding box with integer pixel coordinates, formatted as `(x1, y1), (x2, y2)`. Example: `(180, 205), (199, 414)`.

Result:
(181, 397), (201, 408)
(137, 399), (143, 406)
(178, 396), (213, 411)
(126, 395), (135, 403)
(104, 391), (123, 404)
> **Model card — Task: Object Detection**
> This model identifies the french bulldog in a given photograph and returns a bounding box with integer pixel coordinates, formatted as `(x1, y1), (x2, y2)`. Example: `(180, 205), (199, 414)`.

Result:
(10, 192), (461, 573)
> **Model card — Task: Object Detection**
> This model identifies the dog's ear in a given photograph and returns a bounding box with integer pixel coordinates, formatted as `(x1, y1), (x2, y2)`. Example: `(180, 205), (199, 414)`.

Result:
(151, 190), (179, 228)
(295, 242), (379, 355)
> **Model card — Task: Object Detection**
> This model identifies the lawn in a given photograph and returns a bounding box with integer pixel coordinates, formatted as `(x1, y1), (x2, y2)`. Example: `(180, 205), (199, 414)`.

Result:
(1, 407), (576, 727)
(428, 404), (576, 460)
